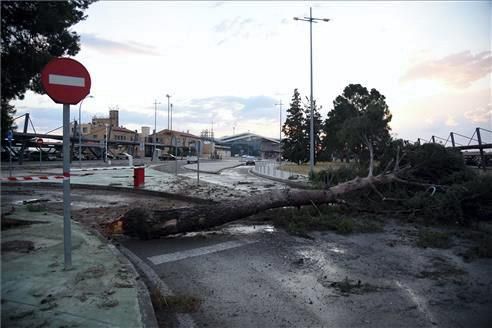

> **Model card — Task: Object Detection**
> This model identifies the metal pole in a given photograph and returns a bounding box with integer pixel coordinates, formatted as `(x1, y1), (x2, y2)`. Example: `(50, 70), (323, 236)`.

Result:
(154, 101), (157, 160)
(8, 140), (12, 177)
(309, 7), (315, 176)
(39, 145), (42, 172)
(432, 136), (436, 144)
(197, 142), (200, 186)
(105, 124), (108, 163)
(62, 104), (72, 269)
(450, 133), (456, 148)
(78, 101), (82, 168)
(171, 103), (173, 131)
(476, 128), (486, 171)
(166, 95), (170, 131)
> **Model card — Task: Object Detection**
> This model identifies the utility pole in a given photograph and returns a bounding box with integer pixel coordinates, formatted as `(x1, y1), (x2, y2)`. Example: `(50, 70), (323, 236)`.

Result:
(275, 100), (283, 162)
(153, 100), (161, 160)
(170, 103), (173, 131)
(166, 94), (171, 131)
(294, 7), (330, 176)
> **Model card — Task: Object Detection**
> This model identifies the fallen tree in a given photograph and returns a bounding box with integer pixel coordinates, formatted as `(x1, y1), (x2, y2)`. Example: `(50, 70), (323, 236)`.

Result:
(121, 172), (402, 239)
(117, 143), (491, 239)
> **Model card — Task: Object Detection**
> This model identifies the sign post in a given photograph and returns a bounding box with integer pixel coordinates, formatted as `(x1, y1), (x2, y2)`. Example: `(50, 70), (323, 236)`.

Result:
(171, 136), (178, 176)
(41, 57), (91, 270)
(37, 138), (43, 172)
(196, 141), (201, 186)
(7, 130), (13, 177)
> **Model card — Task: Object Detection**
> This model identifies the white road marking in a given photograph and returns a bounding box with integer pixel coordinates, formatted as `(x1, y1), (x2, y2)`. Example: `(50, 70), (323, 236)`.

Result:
(49, 74), (85, 87)
(148, 239), (257, 265)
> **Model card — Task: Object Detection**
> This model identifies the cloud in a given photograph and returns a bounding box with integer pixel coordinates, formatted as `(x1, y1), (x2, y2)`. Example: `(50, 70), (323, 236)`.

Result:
(214, 17), (255, 45)
(81, 33), (161, 56)
(400, 51), (492, 88)
(445, 116), (458, 127)
(464, 104), (492, 123)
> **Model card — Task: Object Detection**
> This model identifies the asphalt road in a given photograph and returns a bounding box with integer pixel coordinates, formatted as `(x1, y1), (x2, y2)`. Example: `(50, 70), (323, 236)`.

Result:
(4, 163), (491, 328)
(120, 166), (492, 328)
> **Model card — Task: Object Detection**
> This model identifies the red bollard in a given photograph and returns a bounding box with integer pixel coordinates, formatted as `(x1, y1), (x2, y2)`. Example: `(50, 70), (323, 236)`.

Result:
(133, 167), (145, 188)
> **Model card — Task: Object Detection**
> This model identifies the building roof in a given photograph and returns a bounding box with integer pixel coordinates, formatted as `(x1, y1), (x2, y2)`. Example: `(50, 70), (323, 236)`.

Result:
(153, 129), (200, 139)
(219, 132), (279, 144)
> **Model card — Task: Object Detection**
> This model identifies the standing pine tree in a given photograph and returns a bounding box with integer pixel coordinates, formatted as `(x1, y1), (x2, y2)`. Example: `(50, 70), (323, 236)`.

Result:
(282, 89), (308, 164)
(303, 97), (323, 165)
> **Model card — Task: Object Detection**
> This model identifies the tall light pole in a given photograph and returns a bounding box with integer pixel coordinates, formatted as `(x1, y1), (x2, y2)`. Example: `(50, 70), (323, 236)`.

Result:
(170, 103), (173, 131)
(275, 100), (283, 162)
(153, 100), (161, 160)
(104, 123), (109, 163)
(294, 7), (330, 175)
(78, 95), (94, 168)
(166, 94), (171, 130)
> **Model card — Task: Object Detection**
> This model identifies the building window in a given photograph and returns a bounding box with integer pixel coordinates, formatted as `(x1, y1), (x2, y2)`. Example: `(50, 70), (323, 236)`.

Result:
(82, 127), (88, 133)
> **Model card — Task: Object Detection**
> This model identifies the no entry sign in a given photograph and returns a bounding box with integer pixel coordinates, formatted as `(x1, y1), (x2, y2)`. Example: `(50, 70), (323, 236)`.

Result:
(41, 57), (91, 105)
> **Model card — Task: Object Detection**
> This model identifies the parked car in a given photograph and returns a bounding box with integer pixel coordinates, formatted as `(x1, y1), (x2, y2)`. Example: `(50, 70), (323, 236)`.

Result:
(159, 153), (177, 161)
(186, 155), (198, 164)
(114, 153), (128, 160)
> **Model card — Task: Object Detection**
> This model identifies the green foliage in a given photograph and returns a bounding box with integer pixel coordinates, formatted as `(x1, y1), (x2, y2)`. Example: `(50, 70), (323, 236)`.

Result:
(1, 99), (16, 141)
(302, 97), (323, 164)
(1, 0), (95, 133)
(321, 84), (392, 169)
(311, 165), (367, 188)
(282, 89), (308, 164)
(271, 206), (383, 236)
(403, 143), (466, 184)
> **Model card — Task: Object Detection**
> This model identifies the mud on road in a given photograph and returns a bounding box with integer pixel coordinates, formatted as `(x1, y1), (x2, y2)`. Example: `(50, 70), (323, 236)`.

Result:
(2, 183), (492, 328)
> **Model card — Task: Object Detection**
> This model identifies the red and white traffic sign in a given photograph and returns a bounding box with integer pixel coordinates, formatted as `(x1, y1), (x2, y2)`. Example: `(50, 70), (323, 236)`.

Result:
(41, 57), (91, 105)
(36, 138), (43, 145)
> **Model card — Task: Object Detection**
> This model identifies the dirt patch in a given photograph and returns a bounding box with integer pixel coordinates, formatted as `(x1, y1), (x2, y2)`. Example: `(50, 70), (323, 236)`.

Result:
(416, 257), (466, 280)
(1, 217), (49, 230)
(416, 229), (451, 249)
(1, 240), (35, 253)
(74, 264), (106, 284)
(319, 276), (385, 296)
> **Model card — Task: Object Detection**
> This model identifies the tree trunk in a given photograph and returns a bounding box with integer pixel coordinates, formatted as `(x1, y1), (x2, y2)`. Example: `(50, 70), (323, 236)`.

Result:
(120, 173), (399, 239)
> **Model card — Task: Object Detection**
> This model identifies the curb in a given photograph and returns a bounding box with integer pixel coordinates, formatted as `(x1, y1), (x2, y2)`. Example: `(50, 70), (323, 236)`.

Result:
(249, 168), (312, 189)
(9, 182), (217, 205)
(182, 162), (243, 175)
(118, 245), (197, 328)
(86, 228), (159, 328)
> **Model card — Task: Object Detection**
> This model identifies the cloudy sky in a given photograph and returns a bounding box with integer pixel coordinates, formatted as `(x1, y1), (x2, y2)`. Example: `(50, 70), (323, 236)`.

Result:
(13, 1), (492, 144)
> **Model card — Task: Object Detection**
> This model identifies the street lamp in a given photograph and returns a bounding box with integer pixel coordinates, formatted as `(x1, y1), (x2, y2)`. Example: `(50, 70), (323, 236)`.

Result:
(153, 100), (161, 161)
(166, 94), (171, 130)
(78, 95), (94, 168)
(170, 103), (173, 131)
(104, 123), (109, 163)
(294, 7), (330, 175)
(275, 100), (283, 163)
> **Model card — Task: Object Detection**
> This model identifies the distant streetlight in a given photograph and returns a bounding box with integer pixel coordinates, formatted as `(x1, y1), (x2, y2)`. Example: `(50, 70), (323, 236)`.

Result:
(153, 99), (161, 160)
(104, 123), (109, 163)
(275, 100), (283, 163)
(170, 103), (173, 131)
(78, 95), (94, 168)
(166, 94), (171, 130)
(294, 7), (330, 175)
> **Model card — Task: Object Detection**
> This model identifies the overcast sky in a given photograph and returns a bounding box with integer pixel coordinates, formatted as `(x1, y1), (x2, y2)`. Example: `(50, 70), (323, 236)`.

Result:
(13, 1), (492, 144)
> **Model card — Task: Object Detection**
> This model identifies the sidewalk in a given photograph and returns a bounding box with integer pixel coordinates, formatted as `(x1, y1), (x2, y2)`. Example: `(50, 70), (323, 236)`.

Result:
(252, 161), (309, 182)
(182, 159), (242, 174)
(1, 205), (150, 328)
